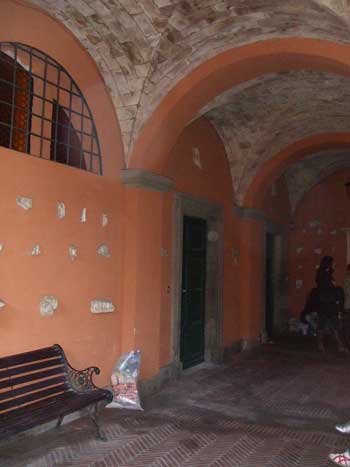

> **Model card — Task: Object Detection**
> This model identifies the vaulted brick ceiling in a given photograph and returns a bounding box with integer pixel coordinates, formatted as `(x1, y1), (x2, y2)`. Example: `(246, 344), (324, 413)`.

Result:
(285, 149), (350, 213)
(204, 70), (350, 203)
(29, 0), (350, 204)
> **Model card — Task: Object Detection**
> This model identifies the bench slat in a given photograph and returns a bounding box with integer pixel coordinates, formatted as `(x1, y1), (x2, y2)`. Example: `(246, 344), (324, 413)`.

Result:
(0, 375), (68, 402)
(0, 366), (65, 390)
(0, 384), (68, 412)
(0, 346), (62, 369)
(0, 356), (63, 380)
(0, 390), (74, 420)
(0, 390), (107, 437)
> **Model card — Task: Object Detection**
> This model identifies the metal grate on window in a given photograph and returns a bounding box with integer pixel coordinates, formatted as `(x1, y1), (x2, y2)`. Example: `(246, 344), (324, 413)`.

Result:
(0, 42), (102, 175)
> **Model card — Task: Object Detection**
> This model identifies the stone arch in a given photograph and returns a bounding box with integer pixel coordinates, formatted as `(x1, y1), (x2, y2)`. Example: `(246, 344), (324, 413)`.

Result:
(0, 0), (124, 178)
(292, 161), (350, 216)
(129, 38), (350, 174)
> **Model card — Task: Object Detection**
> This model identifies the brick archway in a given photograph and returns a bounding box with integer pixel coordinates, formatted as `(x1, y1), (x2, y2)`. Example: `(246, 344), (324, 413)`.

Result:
(243, 133), (350, 210)
(129, 38), (350, 176)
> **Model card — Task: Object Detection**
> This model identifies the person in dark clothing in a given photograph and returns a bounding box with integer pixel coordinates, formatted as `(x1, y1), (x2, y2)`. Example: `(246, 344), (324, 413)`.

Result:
(313, 256), (346, 352)
(316, 255), (334, 288)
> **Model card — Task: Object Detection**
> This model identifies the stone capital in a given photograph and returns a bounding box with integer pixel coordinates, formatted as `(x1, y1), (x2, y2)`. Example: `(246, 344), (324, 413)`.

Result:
(233, 205), (268, 223)
(120, 169), (174, 192)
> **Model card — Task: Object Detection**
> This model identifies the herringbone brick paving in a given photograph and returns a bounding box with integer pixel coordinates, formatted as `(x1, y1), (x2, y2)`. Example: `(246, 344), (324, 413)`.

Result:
(2, 339), (350, 466)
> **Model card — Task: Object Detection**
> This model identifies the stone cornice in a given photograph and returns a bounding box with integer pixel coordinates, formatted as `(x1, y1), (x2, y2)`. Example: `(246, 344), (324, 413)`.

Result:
(233, 205), (268, 223)
(120, 169), (174, 192)
(234, 205), (288, 233)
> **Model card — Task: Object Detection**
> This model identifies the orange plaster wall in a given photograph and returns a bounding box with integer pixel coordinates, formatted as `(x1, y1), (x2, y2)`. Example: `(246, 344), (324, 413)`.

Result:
(288, 170), (350, 318)
(0, 0), (126, 387)
(0, 148), (123, 386)
(238, 218), (264, 339)
(163, 117), (241, 356)
(121, 187), (166, 379)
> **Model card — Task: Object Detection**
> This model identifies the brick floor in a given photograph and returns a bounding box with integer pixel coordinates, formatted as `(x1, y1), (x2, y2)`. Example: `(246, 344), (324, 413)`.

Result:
(2, 338), (350, 466)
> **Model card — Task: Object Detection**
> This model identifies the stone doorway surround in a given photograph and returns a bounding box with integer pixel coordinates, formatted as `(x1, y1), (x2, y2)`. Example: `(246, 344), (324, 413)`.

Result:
(121, 170), (224, 394)
(172, 193), (224, 370)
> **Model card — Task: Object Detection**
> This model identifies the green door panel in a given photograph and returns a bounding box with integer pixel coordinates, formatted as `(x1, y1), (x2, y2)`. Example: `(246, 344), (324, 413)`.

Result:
(180, 216), (207, 369)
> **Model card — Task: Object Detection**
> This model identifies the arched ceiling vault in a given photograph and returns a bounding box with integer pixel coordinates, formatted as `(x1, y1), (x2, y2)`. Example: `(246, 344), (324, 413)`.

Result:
(285, 149), (350, 214)
(28, 0), (350, 161)
(203, 70), (350, 204)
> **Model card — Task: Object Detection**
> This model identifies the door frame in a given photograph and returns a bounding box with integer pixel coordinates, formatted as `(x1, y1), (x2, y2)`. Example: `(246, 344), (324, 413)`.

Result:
(172, 193), (224, 370)
(261, 220), (288, 340)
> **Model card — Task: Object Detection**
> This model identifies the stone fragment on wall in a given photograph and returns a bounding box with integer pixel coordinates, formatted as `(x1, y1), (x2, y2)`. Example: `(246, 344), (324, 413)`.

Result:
(16, 196), (32, 210)
(80, 208), (87, 223)
(40, 296), (58, 317)
(68, 245), (78, 261)
(30, 244), (41, 256)
(90, 299), (115, 314)
(57, 202), (66, 219)
(97, 244), (111, 257)
(102, 213), (108, 227)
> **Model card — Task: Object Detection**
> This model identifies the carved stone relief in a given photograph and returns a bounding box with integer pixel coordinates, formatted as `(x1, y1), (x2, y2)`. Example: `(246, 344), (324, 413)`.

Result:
(68, 245), (78, 261)
(90, 299), (115, 314)
(30, 244), (41, 256)
(97, 244), (111, 257)
(57, 202), (66, 219)
(80, 208), (87, 223)
(16, 196), (32, 210)
(102, 214), (108, 227)
(40, 296), (58, 316)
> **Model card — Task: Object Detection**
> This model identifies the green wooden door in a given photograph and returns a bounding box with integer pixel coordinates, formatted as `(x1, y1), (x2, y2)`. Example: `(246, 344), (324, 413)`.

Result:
(180, 216), (207, 369)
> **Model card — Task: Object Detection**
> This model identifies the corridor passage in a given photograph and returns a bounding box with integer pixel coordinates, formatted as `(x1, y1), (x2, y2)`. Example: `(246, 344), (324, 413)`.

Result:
(2, 341), (350, 466)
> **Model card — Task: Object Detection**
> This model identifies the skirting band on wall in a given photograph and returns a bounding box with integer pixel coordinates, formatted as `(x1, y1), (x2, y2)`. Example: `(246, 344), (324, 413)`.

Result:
(120, 169), (174, 192)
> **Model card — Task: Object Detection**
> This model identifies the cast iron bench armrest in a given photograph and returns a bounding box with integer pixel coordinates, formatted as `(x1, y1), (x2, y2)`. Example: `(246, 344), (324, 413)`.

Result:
(66, 363), (101, 392)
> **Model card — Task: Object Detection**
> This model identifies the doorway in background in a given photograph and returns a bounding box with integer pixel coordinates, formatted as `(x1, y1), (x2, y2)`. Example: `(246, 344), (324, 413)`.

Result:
(180, 216), (207, 369)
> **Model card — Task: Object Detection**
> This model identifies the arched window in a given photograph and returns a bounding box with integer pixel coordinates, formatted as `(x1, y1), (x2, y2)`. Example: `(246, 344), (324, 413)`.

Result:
(0, 43), (102, 174)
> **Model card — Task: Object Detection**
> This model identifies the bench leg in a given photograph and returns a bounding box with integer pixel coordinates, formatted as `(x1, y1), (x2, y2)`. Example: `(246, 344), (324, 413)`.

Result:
(56, 415), (64, 429)
(90, 403), (106, 442)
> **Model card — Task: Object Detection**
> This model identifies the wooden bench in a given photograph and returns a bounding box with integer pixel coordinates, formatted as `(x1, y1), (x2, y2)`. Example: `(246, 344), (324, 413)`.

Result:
(0, 344), (113, 441)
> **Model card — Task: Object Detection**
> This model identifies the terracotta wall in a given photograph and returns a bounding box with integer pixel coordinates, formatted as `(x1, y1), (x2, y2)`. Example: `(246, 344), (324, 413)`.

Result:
(288, 170), (350, 317)
(0, 0), (126, 387)
(0, 148), (123, 386)
(163, 117), (241, 355)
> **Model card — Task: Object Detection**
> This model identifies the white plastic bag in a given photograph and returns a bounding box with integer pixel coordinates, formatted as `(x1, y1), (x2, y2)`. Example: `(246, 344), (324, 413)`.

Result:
(106, 349), (143, 410)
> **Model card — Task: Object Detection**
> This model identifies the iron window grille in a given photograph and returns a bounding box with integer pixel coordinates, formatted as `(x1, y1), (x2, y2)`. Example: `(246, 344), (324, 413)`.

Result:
(0, 42), (102, 174)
